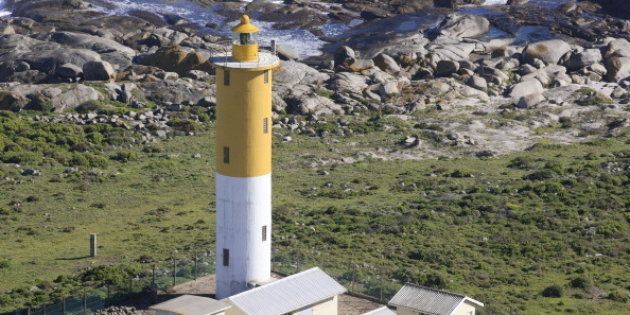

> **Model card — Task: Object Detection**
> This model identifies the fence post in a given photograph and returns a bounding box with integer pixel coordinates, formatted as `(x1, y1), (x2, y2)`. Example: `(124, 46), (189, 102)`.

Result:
(27, 307), (31, 315)
(43, 304), (46, 315)
(194, 253), (198, 281)
(172, 258), (176, 286)
(350, 265), (356, 292)
(62, 297), (66, 315)
(83, 290), (87, 315)
(152, 264), (156, 287)
(90, 234), (97, 257)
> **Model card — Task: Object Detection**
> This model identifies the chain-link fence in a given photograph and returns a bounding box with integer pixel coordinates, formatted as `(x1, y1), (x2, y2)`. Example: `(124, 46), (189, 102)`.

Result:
(9, 251), (403, 315)
(9, 254), (216, 315)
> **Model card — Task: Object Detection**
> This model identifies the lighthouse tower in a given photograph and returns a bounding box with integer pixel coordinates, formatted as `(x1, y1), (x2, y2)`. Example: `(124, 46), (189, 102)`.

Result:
(210, 15), (280, 299)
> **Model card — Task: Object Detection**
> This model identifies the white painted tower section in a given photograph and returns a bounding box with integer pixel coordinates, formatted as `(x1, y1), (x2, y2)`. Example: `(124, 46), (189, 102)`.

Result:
(215, 173), (272, 298)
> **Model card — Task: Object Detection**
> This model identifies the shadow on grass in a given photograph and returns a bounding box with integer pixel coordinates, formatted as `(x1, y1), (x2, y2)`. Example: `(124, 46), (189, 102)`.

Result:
(55, 256), (91, 261)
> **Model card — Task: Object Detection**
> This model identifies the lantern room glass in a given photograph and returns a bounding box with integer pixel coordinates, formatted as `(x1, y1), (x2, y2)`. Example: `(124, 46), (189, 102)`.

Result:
(233, 32), (258, 46)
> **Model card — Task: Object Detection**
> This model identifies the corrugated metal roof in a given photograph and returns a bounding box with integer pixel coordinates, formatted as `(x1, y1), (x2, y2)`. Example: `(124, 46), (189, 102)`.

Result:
(362, 306), (396, 315)
(150, 295), (230, 315)
(388, 284), (482, 315)
(228, 267), (347, 315)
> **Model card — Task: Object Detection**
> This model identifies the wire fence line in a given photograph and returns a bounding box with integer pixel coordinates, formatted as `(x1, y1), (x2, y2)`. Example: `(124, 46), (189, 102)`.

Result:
(7, 251), (401, 315)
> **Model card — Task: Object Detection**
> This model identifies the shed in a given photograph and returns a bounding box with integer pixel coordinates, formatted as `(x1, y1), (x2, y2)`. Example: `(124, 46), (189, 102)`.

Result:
(388, 284), (483, 315)
(226, 267), (347, 315)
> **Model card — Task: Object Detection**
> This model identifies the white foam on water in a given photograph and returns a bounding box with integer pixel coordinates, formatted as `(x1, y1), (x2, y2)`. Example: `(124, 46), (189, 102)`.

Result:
(0, 0), (11, 16)
(483, 0), (508, 5)
(95, 0), (325, 58)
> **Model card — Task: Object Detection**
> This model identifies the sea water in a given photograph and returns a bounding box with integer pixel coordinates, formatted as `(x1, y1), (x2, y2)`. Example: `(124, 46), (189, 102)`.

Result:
(0, 0), (11, 17)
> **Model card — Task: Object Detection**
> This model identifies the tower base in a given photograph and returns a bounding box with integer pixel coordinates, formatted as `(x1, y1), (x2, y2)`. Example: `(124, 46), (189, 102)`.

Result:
(215, 173), (272, 299)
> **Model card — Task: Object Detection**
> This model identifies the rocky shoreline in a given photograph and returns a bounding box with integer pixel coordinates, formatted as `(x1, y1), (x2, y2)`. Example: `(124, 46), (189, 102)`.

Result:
(0, 0), (628, 160)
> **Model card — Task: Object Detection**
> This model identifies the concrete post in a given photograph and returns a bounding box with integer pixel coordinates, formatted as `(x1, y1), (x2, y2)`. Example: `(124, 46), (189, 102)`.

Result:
(89, 234), (97, 257)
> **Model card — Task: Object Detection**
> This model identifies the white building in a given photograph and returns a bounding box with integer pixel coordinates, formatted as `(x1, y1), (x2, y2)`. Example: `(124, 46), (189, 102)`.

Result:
(225, 267), (347, 315)
(388, 284), (484, 315)
(150, 267), (347, 315)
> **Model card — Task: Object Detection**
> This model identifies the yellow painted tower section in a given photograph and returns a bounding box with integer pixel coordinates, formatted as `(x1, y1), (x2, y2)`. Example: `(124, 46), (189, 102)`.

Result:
(213, 15), (279, 178)
(215, 67), (273, 177)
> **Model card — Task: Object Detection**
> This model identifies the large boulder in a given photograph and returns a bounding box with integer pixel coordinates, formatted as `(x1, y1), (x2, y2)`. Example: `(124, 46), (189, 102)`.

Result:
(467, 75), (488, 91)
(51, 84), (103, 111)
(428, 40), (476, 62)
(276, 44), (299, 61)
(373, 53), (400, 74)
(83, 61), (115, 81)
(509, 79), (544, 100)
(435, 60), (459, 77)
(523, 40), (571, 65)
(605, 38), (630, 58)
(605, 57), (630, 82)
(288, 94), (343, 117)
(133, 46), (211, 75)
(139, 79), (206, 105)
(0, 34), (103, 82)
(438, 14), (489, 38)
(334, 46), (356, 70)
(0, 91), (29, 111)
(49, 32), (136, 58)
(275, 61), (330, 88)
(56, 63), (83, 80)
(331, 72), (368, 94)
(563, 49), (602, 71)
(604, 39), (630, 82)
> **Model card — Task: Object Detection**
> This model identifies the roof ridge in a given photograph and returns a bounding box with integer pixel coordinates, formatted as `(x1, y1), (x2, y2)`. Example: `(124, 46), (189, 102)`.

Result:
(229, 267), (321, 300)
(403, 283), (467, 299)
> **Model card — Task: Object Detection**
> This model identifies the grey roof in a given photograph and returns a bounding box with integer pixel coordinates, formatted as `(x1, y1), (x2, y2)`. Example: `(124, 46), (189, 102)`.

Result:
(362, 306), (396, 315)
(228, 267), (347, 315)
(150, 295), (230, 315)
(388, 284), (483, 315)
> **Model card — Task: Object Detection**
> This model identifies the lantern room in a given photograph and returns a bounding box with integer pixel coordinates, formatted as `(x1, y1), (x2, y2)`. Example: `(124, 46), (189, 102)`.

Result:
(231, 15), (259, 62)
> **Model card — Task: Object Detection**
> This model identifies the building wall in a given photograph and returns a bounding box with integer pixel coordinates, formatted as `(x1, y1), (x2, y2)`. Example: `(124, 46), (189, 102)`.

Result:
(395, 306), (418, 315)
(452, 301), (476, 315)
(225, 296), (338, 315)
(224, 304), (246, 315)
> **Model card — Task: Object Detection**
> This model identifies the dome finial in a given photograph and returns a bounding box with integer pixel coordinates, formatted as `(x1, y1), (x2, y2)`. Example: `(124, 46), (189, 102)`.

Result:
(232, 14), (259, 33)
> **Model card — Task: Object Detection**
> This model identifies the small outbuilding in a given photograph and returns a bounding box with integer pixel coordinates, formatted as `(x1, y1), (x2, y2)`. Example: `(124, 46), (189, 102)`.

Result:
(225, 267), (347, 315)
(388, 284), (483, 315)
(150, 295), (231, 315)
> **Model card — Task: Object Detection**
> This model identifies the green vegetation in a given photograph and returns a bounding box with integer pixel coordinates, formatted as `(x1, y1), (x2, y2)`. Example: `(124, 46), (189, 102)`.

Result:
(575, 87), (613, 106)
(0, 111), (137, 167)
(0, 110), (628, 314)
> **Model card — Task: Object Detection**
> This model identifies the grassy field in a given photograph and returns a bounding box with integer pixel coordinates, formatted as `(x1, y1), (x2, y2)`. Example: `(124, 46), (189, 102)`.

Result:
(0, 111), (628, 314)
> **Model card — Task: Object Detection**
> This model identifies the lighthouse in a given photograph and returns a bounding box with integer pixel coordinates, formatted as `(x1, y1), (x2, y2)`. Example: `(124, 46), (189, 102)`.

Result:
(210, 15), (280, 299)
